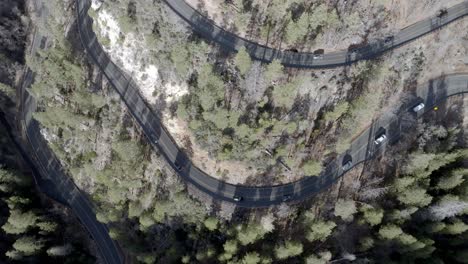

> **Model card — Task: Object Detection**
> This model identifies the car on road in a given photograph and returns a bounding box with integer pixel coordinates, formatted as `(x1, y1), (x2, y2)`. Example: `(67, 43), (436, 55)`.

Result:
(313, 54), (323, 60)
(282, 194), (292, 202)
(437, 8), (448, 18)
(174, 161), (182, 171)
(374, 133), (387, 145)
(233, 196), (243, 202)
(154, 139), (158, 144)
(342, 160), (353, 171)
(412, 102), (425, 112)
(384, 36), (394, 44)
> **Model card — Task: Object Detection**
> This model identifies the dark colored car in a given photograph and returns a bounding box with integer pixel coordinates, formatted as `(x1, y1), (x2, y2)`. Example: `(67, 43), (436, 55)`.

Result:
(437, 8), (448, 18)
(384, 36), (394, 44)
(174, 161), (182, 171)
(282, 194), (292, 202)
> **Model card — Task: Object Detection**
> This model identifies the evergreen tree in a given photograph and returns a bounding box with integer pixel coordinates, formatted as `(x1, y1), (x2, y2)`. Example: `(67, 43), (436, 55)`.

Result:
(435, 169), (466, 190)
(11, 236), (44, 256)
(360, 205), (384, 226)
(242, 251), (261, 264)
(334, 199), (357, 221)
(2, 209), (38, 235)
(234, 46), (252, 75)
(306, 220), (336, 242)
(274, 241), (303, 260)
(379, 224), (403, 240)
(264, 59), (283, 84)
(204, 217), (219, 231)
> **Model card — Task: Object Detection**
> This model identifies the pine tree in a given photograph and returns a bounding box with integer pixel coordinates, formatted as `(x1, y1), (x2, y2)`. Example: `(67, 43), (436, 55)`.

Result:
(274, 241), (303, 260)
(237, 223), (270, 246)
(264, 59), (283, 84)
(442, 219), (468, 235)
(379, 224), (403, 240)
(203, 217), (219, 231)
(234, 46), (252, 75)
(37, 220), (58, 234)
(425, 196), (468, 220)
(2, 209), (38, 235)
(285, 13), (309, 44)
(302, 160), (323, 176)
(435, 169), (466, 190)
(242, 252), (261, 264)
(306, 220), (336, 242)
(397, 186), (432, 207)
(218, 240), (238, 261)
(360, 205), (384, 226)
(334, 199), (357, 221)
(11, 236), (44, 256)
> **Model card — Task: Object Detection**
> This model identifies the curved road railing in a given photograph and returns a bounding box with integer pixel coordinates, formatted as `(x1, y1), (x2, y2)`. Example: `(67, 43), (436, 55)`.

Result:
(76, 0), (468, 207)
(17, 0), (124, 263)
(164, 0), (468, 68)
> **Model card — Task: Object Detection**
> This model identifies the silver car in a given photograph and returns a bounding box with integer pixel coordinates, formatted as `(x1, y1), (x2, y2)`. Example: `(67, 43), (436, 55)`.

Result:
(313, 54), (323, 60)
(374, 134), (387, 145)
(412, 102), (425, 112)
(342, 160), (353, 171)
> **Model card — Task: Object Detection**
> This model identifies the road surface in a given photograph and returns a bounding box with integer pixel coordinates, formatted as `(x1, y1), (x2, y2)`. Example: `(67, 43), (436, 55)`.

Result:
(16, 0), (124, 263)
(75, 0), (468, 207)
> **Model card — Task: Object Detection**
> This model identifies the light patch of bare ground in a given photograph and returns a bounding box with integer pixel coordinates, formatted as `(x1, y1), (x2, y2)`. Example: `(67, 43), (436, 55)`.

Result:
(91, 2), (189, 105)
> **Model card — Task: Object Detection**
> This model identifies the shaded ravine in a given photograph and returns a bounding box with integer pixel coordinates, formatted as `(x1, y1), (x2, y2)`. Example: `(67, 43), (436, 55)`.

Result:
(75, 0), (468, 207)
(15, 0), (124, 263)
(164, 0), (468, 68)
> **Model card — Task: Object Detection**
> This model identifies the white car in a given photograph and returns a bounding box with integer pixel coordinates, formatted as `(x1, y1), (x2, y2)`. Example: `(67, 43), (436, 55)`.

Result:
(342, 160), (353, 171)
(313, 54), (323, 60)
(374, 134), (387, 145)
(412, 102), (425, 112)
(233, 196), (243, 202)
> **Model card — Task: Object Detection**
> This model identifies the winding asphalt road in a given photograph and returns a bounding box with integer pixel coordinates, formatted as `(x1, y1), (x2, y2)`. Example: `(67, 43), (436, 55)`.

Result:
(13, 1), (466, 262)
(75, 0), (468, 207)
(164, 0), (468, 68)
(16, 0), (124, 263)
